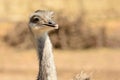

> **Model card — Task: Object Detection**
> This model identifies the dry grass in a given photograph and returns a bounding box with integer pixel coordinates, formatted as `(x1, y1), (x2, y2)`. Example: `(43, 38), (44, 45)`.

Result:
(1, 0), (120, 49)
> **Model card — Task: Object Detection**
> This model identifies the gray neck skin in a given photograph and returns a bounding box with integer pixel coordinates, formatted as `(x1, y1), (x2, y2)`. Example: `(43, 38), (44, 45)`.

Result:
(34, 32), (57, 80)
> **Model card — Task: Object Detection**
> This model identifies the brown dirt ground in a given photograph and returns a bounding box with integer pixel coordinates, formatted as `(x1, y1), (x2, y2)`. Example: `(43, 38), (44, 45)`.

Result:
(0, 41), (120, 80)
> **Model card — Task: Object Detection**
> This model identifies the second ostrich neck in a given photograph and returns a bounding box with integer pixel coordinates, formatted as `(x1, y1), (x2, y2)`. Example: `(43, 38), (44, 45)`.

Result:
(35, 32), (57, 80)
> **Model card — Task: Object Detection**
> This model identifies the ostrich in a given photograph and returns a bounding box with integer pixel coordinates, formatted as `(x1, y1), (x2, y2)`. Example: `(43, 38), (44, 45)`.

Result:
(28, 10), (58, 80)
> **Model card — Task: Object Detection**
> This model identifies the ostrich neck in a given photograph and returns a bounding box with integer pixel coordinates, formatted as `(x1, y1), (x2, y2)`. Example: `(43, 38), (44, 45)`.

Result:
(35, 33), (57, 80)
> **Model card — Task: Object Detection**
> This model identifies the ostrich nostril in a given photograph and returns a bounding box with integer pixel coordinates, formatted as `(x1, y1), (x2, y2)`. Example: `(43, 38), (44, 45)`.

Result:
(48, 21), (53, 24)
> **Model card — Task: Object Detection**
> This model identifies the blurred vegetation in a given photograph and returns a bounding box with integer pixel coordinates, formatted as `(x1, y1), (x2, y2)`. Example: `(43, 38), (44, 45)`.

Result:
(0, 0), (120, 49)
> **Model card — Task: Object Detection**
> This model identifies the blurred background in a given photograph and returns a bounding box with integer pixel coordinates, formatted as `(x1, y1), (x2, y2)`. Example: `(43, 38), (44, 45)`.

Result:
(0, 0), (120, 80)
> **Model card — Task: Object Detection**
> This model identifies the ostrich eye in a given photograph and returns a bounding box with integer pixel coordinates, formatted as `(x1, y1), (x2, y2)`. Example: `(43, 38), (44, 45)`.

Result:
(32, 17), (39, 23)
(30, 15), (40, 23)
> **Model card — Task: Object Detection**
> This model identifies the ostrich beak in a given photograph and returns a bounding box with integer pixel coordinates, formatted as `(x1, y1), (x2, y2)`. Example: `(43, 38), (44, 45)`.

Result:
(43, 21), (59, 29)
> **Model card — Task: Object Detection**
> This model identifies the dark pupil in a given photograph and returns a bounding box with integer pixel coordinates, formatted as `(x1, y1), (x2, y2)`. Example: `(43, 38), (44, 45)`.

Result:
(32, 17), (39, 23)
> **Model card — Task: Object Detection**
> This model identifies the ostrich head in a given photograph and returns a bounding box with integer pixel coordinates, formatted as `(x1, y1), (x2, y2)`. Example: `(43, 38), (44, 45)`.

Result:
(29, 10), (58, 36)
